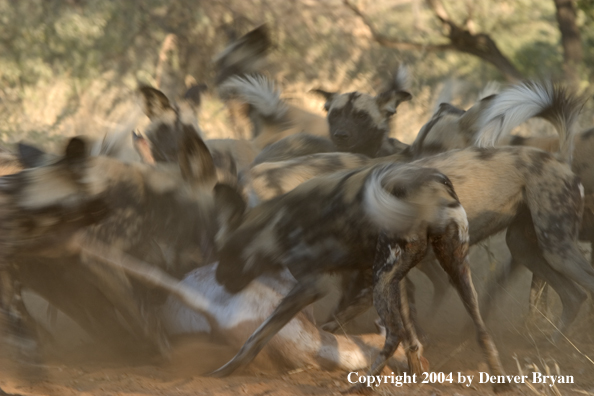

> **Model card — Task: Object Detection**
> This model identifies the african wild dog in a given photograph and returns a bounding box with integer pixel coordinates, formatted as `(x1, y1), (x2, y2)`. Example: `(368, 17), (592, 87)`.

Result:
(135, 84), (257, 188)
(0, 142), (415, 376)
(220, 66), (411, 166)
(160, 261), (415, 373)
(210, 161), (508, 392)
(218, 74), (331, 149)
(213, 24), (271, 86)
(409, 81), (594, 313)
(214, 25), (334, 147)
(312, 65), (412, 158)
(245, 80), (592, 336)
(0, 147), (21, 176)
(252, 134), (337, 165)
(0, 125), (219, 355)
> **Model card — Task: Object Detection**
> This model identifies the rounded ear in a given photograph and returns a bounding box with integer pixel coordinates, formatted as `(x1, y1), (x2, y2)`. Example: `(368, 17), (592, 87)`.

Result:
(177, 125), (217, 188)
(65, 137), (87, 164)
(242, 24), (271, 52)
(183, 83), (208, 108)
(138, 85), (174, 120)
(310, 89), (337, 111)
(131, 130), (155, 165)
(17, 142), (47, 168)
(375, 90), (412, 116)
(63, 137), (89, 180)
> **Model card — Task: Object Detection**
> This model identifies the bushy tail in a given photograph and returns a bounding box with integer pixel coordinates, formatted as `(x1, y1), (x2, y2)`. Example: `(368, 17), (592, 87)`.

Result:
(474, 81), (584, 164)
(363, 164), (441, 234)
(218, 74), (288, 123)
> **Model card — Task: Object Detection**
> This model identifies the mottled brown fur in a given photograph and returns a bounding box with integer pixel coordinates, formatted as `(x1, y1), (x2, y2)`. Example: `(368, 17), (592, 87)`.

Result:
(312, 67), (411, 158)
(211, 162), (506, 386)
(247, 124), (591, 333)
(214, 27), (330, 149)
(0, 129), (219, 355)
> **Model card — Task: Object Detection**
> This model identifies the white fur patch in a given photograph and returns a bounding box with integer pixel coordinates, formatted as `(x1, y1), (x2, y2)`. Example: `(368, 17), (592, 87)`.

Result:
(328, 93), (350, 111)
(219, 75), (288, 119)
(447, 204), (470, 243)
(475, 81), (556, 147)
(363, 166), (418, 234)
(352, 94), (384, 126)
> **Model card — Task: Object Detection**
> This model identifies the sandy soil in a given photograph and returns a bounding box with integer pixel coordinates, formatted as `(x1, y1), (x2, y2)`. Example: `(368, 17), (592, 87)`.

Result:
(2, 235), (594, 396)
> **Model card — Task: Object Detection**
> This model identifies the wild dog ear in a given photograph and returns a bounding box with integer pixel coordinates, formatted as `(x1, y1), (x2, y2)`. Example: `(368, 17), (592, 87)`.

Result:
(177, 125), (217, 188)
(17, 143), (47, 168)
(214, 182), (246, 237)
(375, 90), (412, 117)
(178, 83), (208, 128)
(459, 95), (496, 140)
(375, 64), (412, 116)
(310, 89), (337, 111)
(183, 83), (208, 110)
(63, 137), (89, 180)
(241, 24), (271, 54)
(214, 24), (271, 85)
(138, 85), (175, 120)
(131, 131), (155, 165)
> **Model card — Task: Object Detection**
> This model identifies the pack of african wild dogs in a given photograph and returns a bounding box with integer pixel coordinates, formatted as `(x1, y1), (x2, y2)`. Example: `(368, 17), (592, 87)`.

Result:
(1, 24), (593, 393)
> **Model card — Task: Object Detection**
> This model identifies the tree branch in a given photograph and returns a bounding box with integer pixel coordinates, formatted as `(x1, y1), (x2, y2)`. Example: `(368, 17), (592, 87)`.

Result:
(424, 0), (523, 81)
(344, 0), (523, 81)
(554, 0), (583, 87)
(343, 0), (454, 52)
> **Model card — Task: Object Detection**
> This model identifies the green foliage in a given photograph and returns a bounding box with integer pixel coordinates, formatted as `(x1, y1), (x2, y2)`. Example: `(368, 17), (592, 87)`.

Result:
(0, 0), (592, 147)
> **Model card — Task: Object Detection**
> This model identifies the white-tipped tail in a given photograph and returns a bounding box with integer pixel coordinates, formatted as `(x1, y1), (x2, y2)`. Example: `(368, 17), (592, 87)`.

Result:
(474, 81), (583, 163)
(219, 74), (288, 121)
(363, 165), (420, 234)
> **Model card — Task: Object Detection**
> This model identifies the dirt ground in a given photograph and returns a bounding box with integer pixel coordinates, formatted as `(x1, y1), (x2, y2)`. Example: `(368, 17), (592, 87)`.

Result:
(2, 235), (594, 396)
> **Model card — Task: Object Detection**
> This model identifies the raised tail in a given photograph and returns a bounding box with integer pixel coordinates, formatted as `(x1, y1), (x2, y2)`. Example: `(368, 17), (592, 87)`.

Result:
(363, 164), (461, 235)
(218, 74), (288, 124)
(363, 165), (419, 235)
(474, 81), (584, 164)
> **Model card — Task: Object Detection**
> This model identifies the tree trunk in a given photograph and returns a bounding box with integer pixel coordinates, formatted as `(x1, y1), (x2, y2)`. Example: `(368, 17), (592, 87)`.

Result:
(554, 0), (583, 87)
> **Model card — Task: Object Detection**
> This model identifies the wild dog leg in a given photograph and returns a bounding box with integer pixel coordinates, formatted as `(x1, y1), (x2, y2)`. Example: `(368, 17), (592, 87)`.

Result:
(416, 256), (449, 314)
(210, 274), (327, 377)
(506, 212), (586, 332)
(321, 270), (373, 333)
(431, 222), (509, 393)
(368, 232), (428, 377)
(478, 257), (522, 320)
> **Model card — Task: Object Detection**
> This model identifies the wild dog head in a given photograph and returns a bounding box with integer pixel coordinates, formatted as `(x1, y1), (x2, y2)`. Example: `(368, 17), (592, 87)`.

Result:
(312, 66), (412, 157)
(0, 128), (220, 275)
(136, 84), (203, 162)
(136, 85), (238, 189)
(214, 24), (271, 86)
